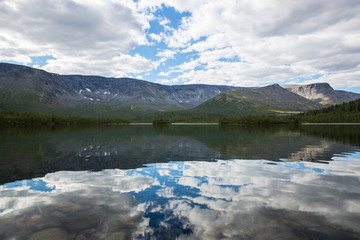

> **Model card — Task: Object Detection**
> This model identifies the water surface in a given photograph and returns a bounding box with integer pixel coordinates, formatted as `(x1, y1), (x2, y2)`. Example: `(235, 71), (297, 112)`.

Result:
(1, 125), (360, 239)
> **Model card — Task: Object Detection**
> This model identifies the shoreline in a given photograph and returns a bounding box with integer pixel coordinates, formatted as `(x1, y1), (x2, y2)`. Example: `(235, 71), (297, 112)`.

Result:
(129, 123), (219, 125)
(301, 123), (360, 125)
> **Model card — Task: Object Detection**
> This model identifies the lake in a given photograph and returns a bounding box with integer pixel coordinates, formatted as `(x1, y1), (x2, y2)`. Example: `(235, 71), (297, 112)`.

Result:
(1, 125), (360, 240)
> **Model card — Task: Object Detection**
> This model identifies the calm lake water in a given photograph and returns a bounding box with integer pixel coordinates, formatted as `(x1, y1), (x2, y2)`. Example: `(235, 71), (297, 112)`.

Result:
(1, 125), (360, 240)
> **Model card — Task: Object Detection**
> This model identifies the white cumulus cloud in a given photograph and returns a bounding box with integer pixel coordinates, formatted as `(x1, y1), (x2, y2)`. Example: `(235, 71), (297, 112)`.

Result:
(0, 0), (154, 76)
(1, 0), (360, 90)
(140, 0), (360, 89)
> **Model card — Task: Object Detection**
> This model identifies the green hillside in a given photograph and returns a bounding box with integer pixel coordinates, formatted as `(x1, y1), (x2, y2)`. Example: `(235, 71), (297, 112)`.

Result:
(0, 90), (155, 120)
(192, 93), (276, 116)
(220, 98), (360, 124)
(193, 84), (322, 116)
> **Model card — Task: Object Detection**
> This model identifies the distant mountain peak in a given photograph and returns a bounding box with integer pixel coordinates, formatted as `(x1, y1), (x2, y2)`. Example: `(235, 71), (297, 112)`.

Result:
(282, 83), (360, 105)
(308, 82), (332, 87)
(263, 84), (282, 88)
(301, 83), (334, 91)
(283, 82), (332, 88)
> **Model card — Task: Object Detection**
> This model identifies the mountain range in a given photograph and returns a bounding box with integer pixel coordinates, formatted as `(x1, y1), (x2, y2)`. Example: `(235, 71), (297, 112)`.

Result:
(0, 63), (359, 118)
(0, 63), (236, 116)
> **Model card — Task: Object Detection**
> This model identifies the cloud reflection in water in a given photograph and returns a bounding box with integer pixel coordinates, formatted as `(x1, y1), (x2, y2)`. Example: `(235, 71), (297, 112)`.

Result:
(1, 154), (360, 239)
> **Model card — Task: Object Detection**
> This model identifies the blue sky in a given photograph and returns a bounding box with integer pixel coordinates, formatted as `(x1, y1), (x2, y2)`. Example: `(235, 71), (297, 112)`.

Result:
(0, 0), (360, 92)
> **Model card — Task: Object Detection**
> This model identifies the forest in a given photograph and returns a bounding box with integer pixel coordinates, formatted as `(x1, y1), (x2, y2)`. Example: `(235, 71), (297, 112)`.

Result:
(1, 98), (359, 126)
(219, 98), (360, 125)
(0, 111), (129, 127)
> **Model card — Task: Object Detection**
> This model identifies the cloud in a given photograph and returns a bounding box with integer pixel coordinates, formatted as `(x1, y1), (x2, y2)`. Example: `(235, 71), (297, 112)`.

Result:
(159, 17), (171, 26)
(155, 78), (180, 85)
(156, 49), (178, 59)
(0, 0), (153, 76)
(149, 33), (162, 43)
(1, 156), (360, 239)
(140, 0), (360, 88)
(0, 168), (158, 240)
(41, 53), (156, 77)
(1, 0), (360, 89)
(156, 159), (360, 239)
(0, 169), (157, 216)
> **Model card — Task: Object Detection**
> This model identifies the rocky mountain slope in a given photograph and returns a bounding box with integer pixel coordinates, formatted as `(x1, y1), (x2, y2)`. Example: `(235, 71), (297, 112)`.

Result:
(1, 63), (359, 117)
(283, 83), (360, 105)
(193, 84), (323, 116)
(0, 63), (236, 114)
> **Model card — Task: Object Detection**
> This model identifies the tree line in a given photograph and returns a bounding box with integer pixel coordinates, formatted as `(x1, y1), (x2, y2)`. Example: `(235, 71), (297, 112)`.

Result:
(0, 111), (129, 127)
(1, 98), (359, 126)
(219, 99), (360, 125)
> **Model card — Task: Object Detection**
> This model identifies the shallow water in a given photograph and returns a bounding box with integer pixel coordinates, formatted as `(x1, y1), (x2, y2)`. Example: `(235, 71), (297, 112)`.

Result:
(1, 125), (360, 239)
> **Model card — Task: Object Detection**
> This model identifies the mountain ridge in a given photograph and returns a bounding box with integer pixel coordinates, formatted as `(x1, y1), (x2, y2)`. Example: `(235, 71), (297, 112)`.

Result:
(283, 83), (360, 105)
(1, 63), (359, 118)
(193, 84), (323, 116)
(0, 63), (237, 114)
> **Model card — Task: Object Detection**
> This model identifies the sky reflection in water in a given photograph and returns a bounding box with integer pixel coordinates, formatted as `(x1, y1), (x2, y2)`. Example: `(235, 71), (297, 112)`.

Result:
(1, 156), (360, 239)
(1, 126), (360, 239)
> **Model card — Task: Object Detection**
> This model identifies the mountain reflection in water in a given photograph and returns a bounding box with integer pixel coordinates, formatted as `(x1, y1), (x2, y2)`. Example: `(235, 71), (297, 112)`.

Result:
(0, 125), (360, 239)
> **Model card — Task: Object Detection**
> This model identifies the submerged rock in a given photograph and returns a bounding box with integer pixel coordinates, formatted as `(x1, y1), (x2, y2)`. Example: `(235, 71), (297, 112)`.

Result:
(57, 201), (82, 213)
(63, 215), (100, 231)
(28, 227), (69, 240)
(51, 211), (67, 219)
(106, 231), (126, 240)
(75, 233), (87, 240)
